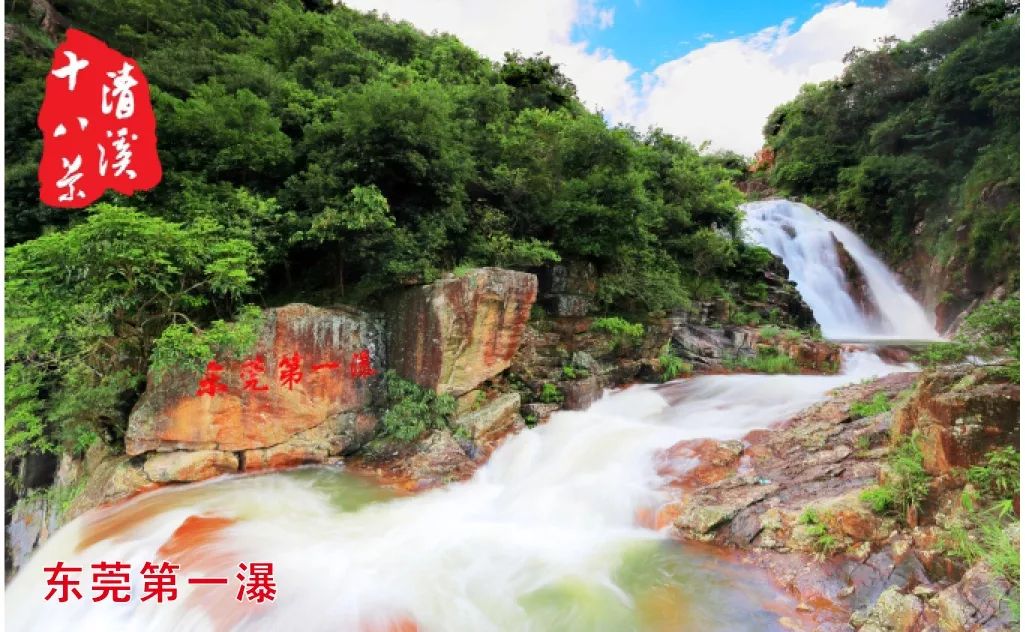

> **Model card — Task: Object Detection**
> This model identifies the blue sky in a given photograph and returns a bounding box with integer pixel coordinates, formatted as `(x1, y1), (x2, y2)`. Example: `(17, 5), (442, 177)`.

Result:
(346, 0), (946, 153)
(574, 0), (888, 71)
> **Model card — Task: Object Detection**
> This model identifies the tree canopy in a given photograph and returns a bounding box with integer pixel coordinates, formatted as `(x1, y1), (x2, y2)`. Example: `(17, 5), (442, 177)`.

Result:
(5, 1), (766, 458)
(762, 1), (1019, 284)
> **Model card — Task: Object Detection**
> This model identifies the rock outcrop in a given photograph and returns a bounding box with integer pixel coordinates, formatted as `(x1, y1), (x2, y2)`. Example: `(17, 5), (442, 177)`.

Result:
(107, 302), (388, 502)
(891, 365), (1020, 475)
(832, 232), (880, 320)
(660, 366), (1019, 632)
(387, 268), (537, 396)
(536, 260), (596, 317)
(450, 392), (525, 449)
(127, 303), (384, 456)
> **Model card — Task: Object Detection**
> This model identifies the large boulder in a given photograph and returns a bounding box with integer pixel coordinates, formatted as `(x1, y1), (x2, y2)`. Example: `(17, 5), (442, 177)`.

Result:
(126, 303), (384, 455)
(387, 268), (537, 396)
(852, 586), (923, 632)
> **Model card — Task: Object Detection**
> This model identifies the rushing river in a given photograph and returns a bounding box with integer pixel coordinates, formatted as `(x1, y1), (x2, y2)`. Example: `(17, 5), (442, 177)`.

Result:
(7, 200), (938, 631)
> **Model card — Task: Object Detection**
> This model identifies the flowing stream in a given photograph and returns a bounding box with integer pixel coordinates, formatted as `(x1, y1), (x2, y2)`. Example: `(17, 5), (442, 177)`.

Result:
(8, 200), (931, 631)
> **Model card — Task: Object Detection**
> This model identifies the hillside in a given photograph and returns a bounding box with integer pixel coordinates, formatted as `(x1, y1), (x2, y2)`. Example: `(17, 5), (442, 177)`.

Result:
(5, 0), (777, 470)
(758, 0), (1019, 332)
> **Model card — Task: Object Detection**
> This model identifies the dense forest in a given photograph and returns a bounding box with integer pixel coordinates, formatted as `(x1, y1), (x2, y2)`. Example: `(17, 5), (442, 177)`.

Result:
(5, 2), (771, 465)
(761, 0), (1019, 308)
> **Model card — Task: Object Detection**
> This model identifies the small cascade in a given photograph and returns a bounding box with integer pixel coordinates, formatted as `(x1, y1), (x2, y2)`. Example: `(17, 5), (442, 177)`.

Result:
(741, 199), (940, 340)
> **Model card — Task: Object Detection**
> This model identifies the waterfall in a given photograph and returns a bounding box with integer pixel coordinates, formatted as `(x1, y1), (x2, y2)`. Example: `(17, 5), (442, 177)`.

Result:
(6, 198), (936, 631)
(741, 199), (940, 340)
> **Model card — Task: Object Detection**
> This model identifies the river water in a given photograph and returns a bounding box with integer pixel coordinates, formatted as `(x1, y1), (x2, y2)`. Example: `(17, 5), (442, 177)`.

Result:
(6, 200), (938, 631)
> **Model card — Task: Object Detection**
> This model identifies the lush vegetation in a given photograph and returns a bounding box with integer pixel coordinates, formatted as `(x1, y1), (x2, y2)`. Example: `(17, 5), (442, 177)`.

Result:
(918, 294), (1020, 381)
(590, 317), (645, 348)
(3, 1), (778, 469)
(849, 392), (892, 419)
(539, 383), (564, 405)
(722, 347), (800, 375)
(860, 431), (930, 521)
(797, 507), (840, 555)
(761, 1), (1019, 296)
(657, 344), (690, 382)
(380, 370), (456, 442)
(942, 447), (1020, 615)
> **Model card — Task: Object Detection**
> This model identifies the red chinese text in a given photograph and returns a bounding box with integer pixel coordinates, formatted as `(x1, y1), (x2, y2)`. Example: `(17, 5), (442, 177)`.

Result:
(38, 29), (161, 208)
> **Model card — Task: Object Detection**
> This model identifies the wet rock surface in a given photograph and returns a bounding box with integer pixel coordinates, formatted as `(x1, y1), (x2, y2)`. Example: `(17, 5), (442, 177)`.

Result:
(660, 367), (1019, 632)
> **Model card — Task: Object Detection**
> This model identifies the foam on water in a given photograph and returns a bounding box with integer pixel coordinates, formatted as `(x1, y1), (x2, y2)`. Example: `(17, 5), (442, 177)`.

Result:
(6, 353), (914, 631)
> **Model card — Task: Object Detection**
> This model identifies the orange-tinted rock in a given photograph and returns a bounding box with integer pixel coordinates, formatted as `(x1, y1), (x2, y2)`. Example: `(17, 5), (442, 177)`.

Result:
(875, 345), (914, 365)
(143, 450), (238, 482)
(241, 412), (379, 472)
(387, 268), (537, 396)
(126, 303), (383, 455)
(657, 439), (743, 490)
(891, 366), (1019, 475)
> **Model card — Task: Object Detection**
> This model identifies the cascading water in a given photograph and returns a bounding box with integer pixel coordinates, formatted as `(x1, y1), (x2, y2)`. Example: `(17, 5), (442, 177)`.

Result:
(741, 199), (940, 340)
(6, 354), (913, 631)
(7, 199), (935, 631)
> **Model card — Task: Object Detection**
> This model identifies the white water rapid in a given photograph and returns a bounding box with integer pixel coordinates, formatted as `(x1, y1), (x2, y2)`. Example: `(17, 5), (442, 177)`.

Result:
(7, 354), (913, 632)
(7, 198), (935, 631)
(742, 199), (940, 340)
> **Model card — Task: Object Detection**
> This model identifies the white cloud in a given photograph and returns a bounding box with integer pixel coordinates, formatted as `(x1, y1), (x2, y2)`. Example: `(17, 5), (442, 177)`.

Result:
(341, 0), (948, 155)
(343, 0), (639, 119)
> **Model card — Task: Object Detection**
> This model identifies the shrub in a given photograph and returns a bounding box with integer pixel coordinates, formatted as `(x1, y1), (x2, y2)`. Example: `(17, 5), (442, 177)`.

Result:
(797, 508), (839, 554)
(591, 317), (645, 346)
(798, 507), (820, 525)
(539, 383), (563, 404)
(917, 295), (1020, 382)
(726, 347), (799, 374)
(561, 364), (589, 380)
(758, 325), (781, 339)
(886, 432), (931, 517)
(658, 344), (690, 382)
(782, 329), (803, 342)
(967, 446), (1019, 502)
(730, 310), (762, 326)
(380, 370), (456, 442)
(849, 392), (892, 419)
(942, 498), (1020, 618)
(860, 486), (896, 513)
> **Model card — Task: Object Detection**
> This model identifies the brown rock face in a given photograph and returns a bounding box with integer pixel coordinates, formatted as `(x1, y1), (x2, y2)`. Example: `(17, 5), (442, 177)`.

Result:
(126, 303), (383, 455)
(387, 268), (537, 396)
(831, 232), (879, 321)
(891, 366), (1019, 475)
